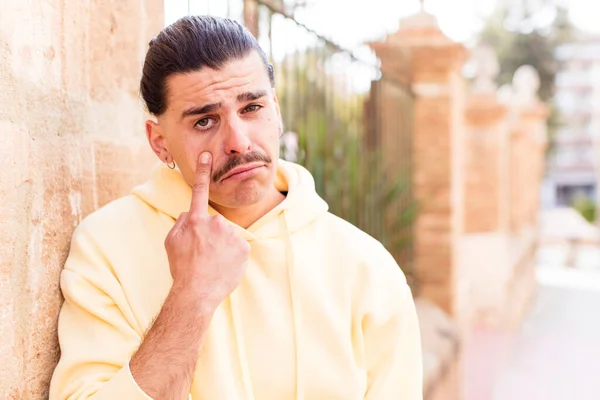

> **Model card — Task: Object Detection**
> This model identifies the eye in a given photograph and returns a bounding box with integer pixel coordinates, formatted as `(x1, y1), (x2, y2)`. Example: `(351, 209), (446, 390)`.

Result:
(242, 104), (262, 114)
(194, 117), (216, 131)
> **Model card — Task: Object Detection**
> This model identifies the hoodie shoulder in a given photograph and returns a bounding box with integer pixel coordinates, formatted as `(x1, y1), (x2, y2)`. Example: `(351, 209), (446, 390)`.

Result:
(315, 212), (409, 285)
(75, 195), (158, 240)
(319, 212), (397, 261)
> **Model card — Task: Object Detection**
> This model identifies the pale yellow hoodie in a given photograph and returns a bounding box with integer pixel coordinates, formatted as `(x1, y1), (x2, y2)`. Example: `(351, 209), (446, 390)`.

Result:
(50, 159), (422, 400)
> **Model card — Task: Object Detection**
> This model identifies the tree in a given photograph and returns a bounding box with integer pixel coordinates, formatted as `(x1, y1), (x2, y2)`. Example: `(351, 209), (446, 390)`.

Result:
(479, 1), (578, 102)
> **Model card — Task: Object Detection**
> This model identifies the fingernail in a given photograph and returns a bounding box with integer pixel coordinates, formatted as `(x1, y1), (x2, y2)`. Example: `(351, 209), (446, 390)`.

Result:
(200, 152), (210, 164)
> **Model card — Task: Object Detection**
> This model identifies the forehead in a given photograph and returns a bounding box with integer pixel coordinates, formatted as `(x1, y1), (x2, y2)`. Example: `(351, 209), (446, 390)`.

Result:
(164, 51), (271, 113)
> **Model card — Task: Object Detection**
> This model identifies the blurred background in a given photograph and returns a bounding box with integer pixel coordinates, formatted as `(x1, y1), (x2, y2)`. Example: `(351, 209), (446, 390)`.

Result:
(2, 0), (600, 399)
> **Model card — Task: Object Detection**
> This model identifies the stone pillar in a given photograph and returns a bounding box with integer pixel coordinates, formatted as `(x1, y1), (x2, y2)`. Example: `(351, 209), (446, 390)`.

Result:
(0, 0), (163, 398)
(464, 46), (509, 234)
(460, 47), (515, 329)
(370, 12), (469, 317)
(244, 0), (259, 37)
(518, 107), (548, 229)
(464, 97), (509, 232)
(508, 125), (531, 234)
(508, 66), (549, 235)
(502, 66), (547, 329)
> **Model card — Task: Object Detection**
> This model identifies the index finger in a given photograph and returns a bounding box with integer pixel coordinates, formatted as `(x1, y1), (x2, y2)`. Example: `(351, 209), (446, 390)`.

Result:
(189, 151), (212, 216)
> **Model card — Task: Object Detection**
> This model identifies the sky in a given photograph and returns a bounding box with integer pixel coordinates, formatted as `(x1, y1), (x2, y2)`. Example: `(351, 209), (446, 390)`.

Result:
(162, 0), (600, 95)
(165, 0), (600, 48)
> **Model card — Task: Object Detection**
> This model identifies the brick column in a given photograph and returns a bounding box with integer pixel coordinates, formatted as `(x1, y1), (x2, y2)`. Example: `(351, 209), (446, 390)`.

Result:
(464, 93), (509, 233)
(512, 106), (548, 228)
(370, 12), (468, 316)
(460, 46), (517, 327)
(503, 66), (547, 329)
(0, 0), (163, 398)
(508, 66), (549, 234)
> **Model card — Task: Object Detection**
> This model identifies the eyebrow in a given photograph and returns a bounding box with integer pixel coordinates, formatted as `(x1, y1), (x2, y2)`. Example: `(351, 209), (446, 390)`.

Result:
(237, 90), (268, 102)
(181, 102), (222, 120)
(180, 90), (269, 121)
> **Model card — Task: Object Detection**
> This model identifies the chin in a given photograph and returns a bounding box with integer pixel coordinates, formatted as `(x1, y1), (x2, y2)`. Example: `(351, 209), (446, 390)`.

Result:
(215, 180), (268, 209)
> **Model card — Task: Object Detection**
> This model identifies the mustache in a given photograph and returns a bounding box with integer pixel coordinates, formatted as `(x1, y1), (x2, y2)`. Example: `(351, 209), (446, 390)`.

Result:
(212, 151), (272, 182)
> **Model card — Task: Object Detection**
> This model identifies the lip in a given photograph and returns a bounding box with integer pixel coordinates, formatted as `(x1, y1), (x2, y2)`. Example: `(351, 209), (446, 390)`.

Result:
(221, 162), (266, 182)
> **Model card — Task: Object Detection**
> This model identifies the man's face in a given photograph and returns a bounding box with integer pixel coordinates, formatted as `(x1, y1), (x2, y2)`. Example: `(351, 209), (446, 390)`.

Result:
(147, 51), (282, 210)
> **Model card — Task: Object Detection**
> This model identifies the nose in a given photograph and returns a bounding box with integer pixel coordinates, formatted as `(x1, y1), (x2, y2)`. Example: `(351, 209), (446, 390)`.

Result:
(222, 115), (251, 155)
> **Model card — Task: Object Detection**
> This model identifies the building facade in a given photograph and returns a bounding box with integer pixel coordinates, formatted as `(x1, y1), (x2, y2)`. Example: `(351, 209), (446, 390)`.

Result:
(543, 37), (600, 208)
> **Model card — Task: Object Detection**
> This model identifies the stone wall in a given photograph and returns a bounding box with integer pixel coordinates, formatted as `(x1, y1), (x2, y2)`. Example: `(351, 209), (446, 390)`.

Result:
(0, 0), (163, 397)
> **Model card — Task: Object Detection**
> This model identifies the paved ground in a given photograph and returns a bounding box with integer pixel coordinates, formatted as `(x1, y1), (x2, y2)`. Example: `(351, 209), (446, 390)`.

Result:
(466, 244), (600, 400)
(491, 267), (600, 400)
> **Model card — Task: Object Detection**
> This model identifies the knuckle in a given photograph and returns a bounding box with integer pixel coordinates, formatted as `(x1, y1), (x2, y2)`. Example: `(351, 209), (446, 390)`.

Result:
(197, 166), (210, 175)
(212, 214), (226, 227)
(192, 182), (208, 194)
(225, 224), (237, 235)
(164, 233), (174, 248)
(187, 213), (202, 225)
(239, 239), (251, 254)
(242, 246), (250, 257)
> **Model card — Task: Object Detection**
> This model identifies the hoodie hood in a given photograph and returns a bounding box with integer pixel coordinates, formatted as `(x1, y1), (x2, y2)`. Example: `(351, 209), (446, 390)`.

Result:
(131, 159), (329, 238)
(132, 159), (329, 399)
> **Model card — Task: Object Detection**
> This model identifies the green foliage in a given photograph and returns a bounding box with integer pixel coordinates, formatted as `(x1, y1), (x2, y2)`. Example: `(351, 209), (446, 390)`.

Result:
(275, 47), (416, 273)
(479, 3), (577, 103)
(292, 116), (416, 257)
(478, 2), (579, 148)
(573, 195), (597, 223)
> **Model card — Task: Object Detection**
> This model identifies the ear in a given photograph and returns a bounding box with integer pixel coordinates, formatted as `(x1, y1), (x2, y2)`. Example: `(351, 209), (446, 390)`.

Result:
(146, 119), (170, 162)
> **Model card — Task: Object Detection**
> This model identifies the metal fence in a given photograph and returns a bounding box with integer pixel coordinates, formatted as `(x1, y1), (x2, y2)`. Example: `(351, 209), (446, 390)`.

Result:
(182, 0), (416, 287)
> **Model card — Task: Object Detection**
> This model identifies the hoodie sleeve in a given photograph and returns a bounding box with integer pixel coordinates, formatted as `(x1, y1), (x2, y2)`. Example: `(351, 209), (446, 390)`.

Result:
(361, 246), (423, 400)
(49, 223), (152, 400)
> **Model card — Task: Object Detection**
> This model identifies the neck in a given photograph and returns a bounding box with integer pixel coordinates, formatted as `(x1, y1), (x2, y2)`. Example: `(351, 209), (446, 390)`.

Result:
(210, 187), (286, 229)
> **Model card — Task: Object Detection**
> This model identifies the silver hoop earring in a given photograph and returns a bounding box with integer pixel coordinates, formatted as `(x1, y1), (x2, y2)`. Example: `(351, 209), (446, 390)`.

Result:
(166, 159), (176, 169)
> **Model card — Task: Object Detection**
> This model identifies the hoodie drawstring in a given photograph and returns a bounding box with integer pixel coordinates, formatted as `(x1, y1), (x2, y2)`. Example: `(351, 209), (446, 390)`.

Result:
(282, 209), (304, 400)
(228, 210), (304, 400)
(230, 290), (255, 399)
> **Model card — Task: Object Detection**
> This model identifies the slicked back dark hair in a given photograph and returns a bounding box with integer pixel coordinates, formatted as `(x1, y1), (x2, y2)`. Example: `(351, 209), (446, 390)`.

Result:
(140, 15), (275, 116)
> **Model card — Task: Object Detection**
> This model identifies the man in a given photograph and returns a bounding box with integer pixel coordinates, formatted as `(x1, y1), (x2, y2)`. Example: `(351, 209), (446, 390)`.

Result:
(50, 15), (422, 400)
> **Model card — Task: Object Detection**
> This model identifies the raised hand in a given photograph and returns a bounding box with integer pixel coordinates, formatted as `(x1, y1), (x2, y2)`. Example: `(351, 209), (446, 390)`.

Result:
(164, 152), (250, 310)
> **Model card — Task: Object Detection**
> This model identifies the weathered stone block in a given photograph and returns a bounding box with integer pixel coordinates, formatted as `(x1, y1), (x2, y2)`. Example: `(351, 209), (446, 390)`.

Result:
(0, 1), (164, 398)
